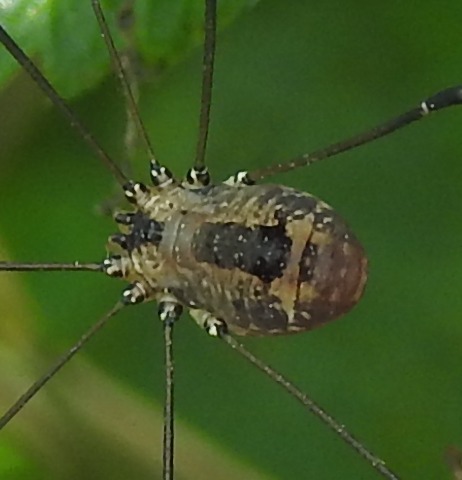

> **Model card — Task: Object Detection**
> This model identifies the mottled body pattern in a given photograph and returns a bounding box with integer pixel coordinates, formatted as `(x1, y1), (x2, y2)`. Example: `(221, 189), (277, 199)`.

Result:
(108, 183), (367, 336)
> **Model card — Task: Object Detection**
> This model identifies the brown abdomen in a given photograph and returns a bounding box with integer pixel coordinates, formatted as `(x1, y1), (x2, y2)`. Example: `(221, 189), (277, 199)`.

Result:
(170, 184), (367, 336)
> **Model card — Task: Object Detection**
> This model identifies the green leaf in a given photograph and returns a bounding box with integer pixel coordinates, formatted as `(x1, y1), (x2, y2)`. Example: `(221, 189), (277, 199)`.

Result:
(0, 0), (258, 98)
(0, 0), (50, 89)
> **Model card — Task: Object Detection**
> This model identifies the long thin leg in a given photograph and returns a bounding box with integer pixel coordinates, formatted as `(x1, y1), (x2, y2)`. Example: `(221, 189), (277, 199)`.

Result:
(0, 261), (102, 272)
(0, 25), (129, 186)
(221, 333), (400, 480)
(158, 299), (183, 480)
(0, 302), (124, 429)
(91, 0), (158, 166)
(189, 309), (400, 480)
(91, 1), (178, 190)
(245, 86), (462, 182)
(187, 0), (217, 187)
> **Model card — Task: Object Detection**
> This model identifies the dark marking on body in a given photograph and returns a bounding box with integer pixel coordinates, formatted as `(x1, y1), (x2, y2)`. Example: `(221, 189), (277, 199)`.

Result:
(298, 241), (318, 282)
(191, 221), (292, 283)
(111, 211), (164, 251)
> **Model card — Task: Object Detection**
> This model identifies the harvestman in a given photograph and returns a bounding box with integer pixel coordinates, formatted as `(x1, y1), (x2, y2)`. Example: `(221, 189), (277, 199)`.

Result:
(0, 1), (461, 479)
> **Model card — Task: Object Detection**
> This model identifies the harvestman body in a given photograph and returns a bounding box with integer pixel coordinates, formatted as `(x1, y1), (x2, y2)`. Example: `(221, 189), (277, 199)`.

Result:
(0, 1), (461, 479)
(107, 179), (366, 335)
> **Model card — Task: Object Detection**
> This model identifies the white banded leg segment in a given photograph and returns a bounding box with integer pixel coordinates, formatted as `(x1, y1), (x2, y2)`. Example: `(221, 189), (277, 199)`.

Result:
(223, 170), (254, 186)
(421, 86), (462, 115)
(103, 255), (132, 278)
(185, 166), (210, 187)
(123, 181), (150, 206)
(122, 280), (152, 305)
(150, 161), (174, 188)
(158, 296), (183, 324)
(189, 309), (227, 337)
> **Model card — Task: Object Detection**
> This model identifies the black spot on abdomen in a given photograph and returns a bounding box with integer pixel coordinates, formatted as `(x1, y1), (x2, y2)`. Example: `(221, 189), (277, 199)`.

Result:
(192, 222), (292, 283)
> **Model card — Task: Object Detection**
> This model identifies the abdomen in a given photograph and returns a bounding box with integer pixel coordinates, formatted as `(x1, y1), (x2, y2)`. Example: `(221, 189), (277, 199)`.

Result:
(164, 184), (367, 336)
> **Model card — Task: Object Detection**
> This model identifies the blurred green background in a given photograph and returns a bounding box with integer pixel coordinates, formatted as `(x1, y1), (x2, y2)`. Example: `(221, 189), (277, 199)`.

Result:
(0, 1), (462, 479)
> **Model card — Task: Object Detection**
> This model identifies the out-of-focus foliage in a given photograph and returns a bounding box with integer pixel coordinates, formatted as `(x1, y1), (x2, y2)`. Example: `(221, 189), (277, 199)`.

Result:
(0, 0), (257, 96)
